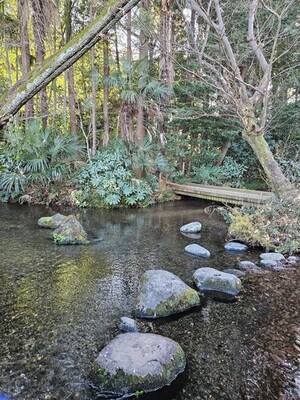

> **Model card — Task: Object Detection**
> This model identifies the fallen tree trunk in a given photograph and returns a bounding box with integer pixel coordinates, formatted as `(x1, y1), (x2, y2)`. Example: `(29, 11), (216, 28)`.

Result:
(0, 0), (141, 128)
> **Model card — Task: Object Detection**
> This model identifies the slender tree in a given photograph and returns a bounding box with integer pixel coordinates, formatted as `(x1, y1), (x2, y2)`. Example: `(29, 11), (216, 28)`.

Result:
(18, 0), (34, 120)
(183, 0), (297, 196)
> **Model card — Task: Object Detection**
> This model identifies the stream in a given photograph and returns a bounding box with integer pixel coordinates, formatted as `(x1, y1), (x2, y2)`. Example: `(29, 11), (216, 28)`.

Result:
(0, 200), (299, 400)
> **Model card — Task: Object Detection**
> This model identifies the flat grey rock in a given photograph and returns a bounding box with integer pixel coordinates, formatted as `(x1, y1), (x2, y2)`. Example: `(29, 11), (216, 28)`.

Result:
(136, 269), (200, 319)
(119, 317), (141, 333)
(180, 221), (202, 233)
(92, 333), (186, 397)
(185, 244), (210, 258)
(181, 232), (201, 239)
(224, 268), (246, 278)
(237, 261), (266, 274)
(225, 242), (248, 252)
(260, 252), (285, 261)
(260, 259), (278, 267)
(193, 267), (242, 299)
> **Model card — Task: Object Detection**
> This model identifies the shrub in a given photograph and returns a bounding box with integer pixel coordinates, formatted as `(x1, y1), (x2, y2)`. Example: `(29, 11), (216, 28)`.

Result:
(226, 195), (300, 254)
(0, 119), (84, 203)
(73, 143), (153, 208)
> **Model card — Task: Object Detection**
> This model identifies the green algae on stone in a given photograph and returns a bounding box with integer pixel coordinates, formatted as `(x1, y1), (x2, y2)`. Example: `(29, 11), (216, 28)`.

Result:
(52, 215), (89, 245)
(136, 269), (200, 318)
(91, 333), (186, 397)
(38, 213), (67, 229)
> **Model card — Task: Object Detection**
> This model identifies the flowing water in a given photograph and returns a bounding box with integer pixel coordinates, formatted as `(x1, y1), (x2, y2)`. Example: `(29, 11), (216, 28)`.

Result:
(0, 200), (299, 400)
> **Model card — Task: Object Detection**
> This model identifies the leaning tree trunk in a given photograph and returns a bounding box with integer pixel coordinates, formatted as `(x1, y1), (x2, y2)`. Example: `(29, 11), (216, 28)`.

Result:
(0, 0), (141, 128)
(242, 129), (293, 197)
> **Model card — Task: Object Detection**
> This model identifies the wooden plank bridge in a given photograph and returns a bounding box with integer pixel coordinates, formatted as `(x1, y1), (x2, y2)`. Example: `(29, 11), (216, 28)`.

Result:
(167, 182), (273, 205)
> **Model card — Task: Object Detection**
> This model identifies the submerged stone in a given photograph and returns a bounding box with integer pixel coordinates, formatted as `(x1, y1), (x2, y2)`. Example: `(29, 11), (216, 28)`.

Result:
(224, 242), (248, 252)
(136, 269), (200, 319)
(38, 213), (67, 229)
(180, 221), (202, 234)
(52, 215), (89, 245)
(193, 267), (242, 299)
(91, 333), (186, 398)
(118, 317), (143, 333)
(260, 252), (285, 262)
(237, 261), (267, 274)
(224, 268), (246, 278)
(185, 244), (210, 258)
(181, 232), (201, 240)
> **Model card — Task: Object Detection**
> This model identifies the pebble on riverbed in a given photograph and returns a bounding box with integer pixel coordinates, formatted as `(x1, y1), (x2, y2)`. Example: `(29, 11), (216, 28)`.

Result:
(180, 221), (202, 234)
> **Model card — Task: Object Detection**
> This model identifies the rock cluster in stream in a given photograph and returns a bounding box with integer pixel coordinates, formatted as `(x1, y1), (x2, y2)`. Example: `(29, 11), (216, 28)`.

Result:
(38, 213), (89, 245)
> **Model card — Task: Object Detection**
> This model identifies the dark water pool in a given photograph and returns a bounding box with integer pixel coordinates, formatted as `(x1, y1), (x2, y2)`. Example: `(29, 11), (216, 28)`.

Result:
(0, 200), (299, 400)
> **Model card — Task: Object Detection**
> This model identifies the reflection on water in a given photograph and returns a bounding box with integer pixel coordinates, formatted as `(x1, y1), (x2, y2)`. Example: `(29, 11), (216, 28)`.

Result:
(0, 201), (299, 400)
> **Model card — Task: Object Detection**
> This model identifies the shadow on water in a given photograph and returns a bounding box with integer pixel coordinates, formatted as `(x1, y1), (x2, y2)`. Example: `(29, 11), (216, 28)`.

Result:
(0, 200), (299, 400)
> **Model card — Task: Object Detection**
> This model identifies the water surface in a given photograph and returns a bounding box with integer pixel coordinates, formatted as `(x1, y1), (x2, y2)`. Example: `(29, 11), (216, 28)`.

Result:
(0, 200), (299, 399)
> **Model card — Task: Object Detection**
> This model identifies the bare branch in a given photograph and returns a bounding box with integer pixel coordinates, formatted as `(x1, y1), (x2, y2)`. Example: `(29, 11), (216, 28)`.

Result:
(247, 0), (269, 72)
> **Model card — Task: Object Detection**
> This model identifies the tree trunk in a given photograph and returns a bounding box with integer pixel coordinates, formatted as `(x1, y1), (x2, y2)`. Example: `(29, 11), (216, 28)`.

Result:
(215, 139), (230, 167)
(136, 0), (150, 145)
(103, 36), (110, 146)
(91, 45), (97, 156)
(159, 0), (174, 142)
(242, 130), (293, 197)
(65, 0), (77, 133)
(0, 0), (142, 128)
(31, 0), (48, 128)
(18, 0), (34, 120)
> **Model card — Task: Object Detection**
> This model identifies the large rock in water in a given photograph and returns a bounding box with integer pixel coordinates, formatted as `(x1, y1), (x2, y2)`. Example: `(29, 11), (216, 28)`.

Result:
(91, 333), (186, 398)
(136, 270), (200, 318)
(38, 213), (66, 229)
(52, 215), (89, 245)
(193, 267), (242, 300)
(180, 221), (202, 233)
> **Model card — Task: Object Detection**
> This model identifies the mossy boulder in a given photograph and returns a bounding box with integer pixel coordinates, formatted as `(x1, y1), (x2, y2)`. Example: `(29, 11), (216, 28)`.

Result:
(38, 213), (67, 229)
(91, 333), (186, 398)
(193, 267), (242, 300)
(52, 215), (89, 245)
(136, 269), (200, 319)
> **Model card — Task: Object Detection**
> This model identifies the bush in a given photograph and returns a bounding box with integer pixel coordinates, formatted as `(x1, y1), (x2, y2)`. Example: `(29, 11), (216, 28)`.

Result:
(0, 119), (84, 203)
(226, 195), (300, 254)
(73, 142), (153, 208)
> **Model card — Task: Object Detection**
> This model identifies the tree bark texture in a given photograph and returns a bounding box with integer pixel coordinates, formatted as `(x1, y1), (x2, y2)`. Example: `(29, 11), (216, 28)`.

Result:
(103, 37), (110, 146)
(65, 0), (77, 133)
(31, 0), (48, 127)
(0, 0), (141, 128)
(18, 0), (34, 120)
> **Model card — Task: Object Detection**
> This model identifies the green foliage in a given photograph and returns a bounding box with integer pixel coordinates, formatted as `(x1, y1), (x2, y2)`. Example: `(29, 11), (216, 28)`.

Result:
(191, 165), (222, 185)
(226, 195), (300, 254)
(220, 157), (248, 187)
(73, 141), (153, 208)
(0, 119), (84, 202)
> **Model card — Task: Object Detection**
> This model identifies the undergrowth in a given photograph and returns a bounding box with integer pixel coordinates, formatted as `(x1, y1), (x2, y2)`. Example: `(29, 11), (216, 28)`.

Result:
(225, 194), (300, 255)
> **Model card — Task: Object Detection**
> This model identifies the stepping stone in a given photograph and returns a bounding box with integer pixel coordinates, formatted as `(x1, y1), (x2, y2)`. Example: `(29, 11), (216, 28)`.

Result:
(136, 269), (200, 319)
(185, 244), (210, 258)
(224, 242), (248, 252)
(193, 267), (242, 300)
(180, 221), (202, 234)
(92, 333), (186, 398)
